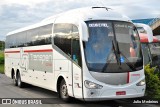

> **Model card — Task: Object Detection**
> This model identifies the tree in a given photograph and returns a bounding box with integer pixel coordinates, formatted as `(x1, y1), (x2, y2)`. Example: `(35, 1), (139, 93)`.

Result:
(145, 64), (160, 98)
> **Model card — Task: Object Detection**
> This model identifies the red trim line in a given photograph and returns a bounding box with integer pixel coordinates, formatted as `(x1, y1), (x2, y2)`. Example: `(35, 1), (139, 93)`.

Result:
(5, 49), (52, 53)
(127, 72), (130, 83)
(24, 49), (52, 53)
(5, 51), (20, 53)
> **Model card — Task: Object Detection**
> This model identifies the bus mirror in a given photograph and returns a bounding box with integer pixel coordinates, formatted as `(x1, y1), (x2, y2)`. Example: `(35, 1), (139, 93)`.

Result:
(79, 21), (88, 41)
(141, 24), (153, 43)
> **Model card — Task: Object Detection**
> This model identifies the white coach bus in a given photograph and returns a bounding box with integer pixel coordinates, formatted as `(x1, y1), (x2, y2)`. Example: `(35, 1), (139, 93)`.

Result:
(5, 7), (146, 101)
(134, 23), (155, 65)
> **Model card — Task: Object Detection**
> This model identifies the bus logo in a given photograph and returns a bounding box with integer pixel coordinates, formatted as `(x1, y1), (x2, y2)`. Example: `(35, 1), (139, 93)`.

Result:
(20, 48), (29, 71)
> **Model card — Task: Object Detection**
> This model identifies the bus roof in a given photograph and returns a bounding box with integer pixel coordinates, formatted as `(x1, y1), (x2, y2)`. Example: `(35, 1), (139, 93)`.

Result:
(7, 7), (132, 36)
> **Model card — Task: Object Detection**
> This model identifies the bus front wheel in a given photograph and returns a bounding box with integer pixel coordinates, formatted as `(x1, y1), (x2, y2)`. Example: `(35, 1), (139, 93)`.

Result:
(59, 79), (70, 102)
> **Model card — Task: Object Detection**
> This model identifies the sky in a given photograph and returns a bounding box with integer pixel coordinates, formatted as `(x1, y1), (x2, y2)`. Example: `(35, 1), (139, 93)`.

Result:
(0, 0), (159, 40)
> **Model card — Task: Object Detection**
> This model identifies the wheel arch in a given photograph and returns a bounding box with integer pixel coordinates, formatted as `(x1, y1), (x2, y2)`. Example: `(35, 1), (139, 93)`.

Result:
(56, 76), (65, 93)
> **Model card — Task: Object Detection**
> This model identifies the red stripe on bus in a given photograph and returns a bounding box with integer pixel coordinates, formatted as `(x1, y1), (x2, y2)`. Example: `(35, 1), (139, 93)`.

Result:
(5, 51), (20, 53)
(127, 72), (130, 83)
(24, 49), (53, 53)
(5, 49), (53, 53)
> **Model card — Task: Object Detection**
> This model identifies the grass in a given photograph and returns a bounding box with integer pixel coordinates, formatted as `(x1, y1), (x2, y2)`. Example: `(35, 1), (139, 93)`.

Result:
(0, 64), (4, 74)
(0, 52), (4, 74)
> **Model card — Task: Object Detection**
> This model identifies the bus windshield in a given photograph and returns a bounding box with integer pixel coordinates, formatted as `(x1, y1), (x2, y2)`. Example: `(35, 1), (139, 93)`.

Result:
(84, 21), (143, 73)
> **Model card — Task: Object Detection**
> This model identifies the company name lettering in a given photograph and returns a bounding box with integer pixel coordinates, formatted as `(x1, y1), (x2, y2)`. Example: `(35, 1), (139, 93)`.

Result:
(89, 23), (108, 27)
(30, 54), (52, 64)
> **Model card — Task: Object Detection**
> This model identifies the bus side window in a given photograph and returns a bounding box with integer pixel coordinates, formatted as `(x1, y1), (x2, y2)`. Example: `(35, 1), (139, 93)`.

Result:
(54, 24), (72, 58)
(17, 32), (27, 47)
(26, 28), (39, 46)
(10, 34), (17, 48)
(142, 44), (151, 65)
(38, 24), (52, 45)
(8, 35), (14, 48)
(6, 36), (11, 48)
(72, 25), (82, 67)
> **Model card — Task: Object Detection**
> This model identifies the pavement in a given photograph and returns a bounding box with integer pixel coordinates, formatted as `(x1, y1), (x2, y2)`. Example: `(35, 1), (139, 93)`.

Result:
(0, 74), (159, 107)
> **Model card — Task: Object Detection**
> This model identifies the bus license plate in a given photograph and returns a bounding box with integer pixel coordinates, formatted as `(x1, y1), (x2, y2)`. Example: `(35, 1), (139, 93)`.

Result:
(116, 91), (126, 95)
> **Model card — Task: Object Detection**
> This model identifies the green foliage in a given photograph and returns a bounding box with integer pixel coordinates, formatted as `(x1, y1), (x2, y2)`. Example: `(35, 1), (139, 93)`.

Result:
(0, 41), (5, 51)
(0, 52), (4, 64)
(0, 52), (4, 73)
(144, 64), (160, 98)
(0, 64), (4, 74)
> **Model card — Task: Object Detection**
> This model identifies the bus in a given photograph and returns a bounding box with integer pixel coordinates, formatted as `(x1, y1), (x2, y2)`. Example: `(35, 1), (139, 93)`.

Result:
(150, 36), (160, 69)
(134, 23), (159, 66)
(5, 7), (145, 101)
(134, 23), (153, 43)
(140, 33), (159, 65)
(140, 33), (160, 68)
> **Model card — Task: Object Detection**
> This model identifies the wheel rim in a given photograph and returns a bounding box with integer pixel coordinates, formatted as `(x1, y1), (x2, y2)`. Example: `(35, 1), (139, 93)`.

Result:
(13, 75), (16, 84)
(61, 83), (67, 97)
(18, 74), (21, 86)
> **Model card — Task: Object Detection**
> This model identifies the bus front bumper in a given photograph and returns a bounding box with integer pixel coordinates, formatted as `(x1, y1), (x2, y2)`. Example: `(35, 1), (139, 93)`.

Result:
(83, 85), (145, 101)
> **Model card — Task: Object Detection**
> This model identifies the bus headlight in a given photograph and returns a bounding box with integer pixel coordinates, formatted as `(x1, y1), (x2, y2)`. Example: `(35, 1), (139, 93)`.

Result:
(84, 80), (103, 89)
(136, 79), (145, 86)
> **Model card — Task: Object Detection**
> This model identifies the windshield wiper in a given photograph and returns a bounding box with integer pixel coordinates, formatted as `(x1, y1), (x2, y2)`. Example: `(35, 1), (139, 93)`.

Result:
(115, 40), (122, 65)
(112, 41), (121, 65)
(111, 22), (121, 66)
(101, 41), (121, 72)
(119, 51), (137, 71)
(114, 38), (136, 71)
(112, 34), (136, 71)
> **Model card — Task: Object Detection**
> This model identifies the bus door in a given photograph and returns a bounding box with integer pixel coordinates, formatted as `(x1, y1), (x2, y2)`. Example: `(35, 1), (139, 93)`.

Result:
(71, 28), (83, 98)
(53, 24), (83, 98)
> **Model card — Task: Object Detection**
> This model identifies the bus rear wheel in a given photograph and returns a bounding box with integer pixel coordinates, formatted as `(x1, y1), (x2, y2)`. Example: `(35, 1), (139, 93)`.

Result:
(17, 72), (24, 88)
(59, 79), (70, 102)
(13, 72), (18, 86)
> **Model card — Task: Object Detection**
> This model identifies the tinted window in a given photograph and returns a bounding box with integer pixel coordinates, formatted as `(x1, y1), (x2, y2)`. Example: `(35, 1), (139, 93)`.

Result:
(5, 36), (10, 48)
(54, 24), (82, 67)
(26, 24), (52, 46)
(141, 43), (151, 65)
(6, 24), (53, 48)
(6, 35), (14, 48)
(26, 28), (39, 46)
(38, 24), (52, 45)
(84, 21), (114, 71)
(149, 43), (160, 66)
(84, 21), (143, 73)
(137, 27), (146, 34)
(72, 25), (82, 67)
(17, 32), (27, 47)
(8, 34), (17, 48)
(54, 24), (72, 57)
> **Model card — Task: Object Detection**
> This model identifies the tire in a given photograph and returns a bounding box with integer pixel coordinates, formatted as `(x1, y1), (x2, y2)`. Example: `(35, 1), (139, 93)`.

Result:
(59, 79), (70, 102)
(13, 72), (18, 86)
(17, 72), (24, 88)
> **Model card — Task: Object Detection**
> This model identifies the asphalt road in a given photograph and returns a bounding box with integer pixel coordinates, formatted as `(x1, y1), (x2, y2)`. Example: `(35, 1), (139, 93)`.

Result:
(0, 74), (159, 107)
